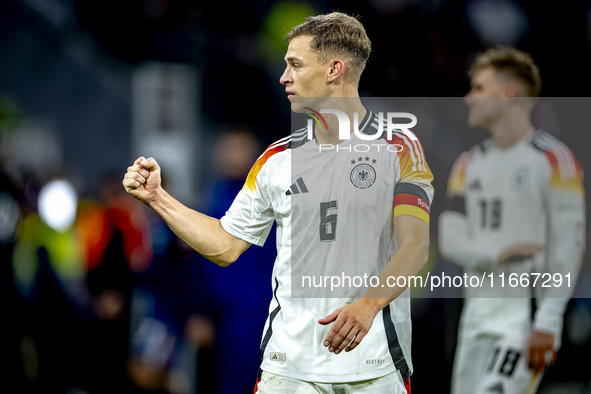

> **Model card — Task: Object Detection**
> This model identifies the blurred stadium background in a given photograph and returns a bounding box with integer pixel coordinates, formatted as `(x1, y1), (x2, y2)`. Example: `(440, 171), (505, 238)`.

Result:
(1, 0), (590, 393)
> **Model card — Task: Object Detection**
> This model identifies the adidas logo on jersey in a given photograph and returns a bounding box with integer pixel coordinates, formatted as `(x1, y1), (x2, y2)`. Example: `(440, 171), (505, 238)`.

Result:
(270, 352), (286, 362)
(486, 381), (504, 393)
(468, 179), (482, 191)
(286, 177), (308, 195)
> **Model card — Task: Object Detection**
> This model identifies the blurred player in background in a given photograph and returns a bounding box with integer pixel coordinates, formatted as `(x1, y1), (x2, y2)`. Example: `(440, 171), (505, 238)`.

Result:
(439, 47), (586, 394)
(124, 12), (433, 394)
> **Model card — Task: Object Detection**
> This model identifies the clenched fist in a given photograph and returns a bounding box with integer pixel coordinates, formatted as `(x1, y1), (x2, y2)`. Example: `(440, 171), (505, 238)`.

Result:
(122, 156), (161, 204)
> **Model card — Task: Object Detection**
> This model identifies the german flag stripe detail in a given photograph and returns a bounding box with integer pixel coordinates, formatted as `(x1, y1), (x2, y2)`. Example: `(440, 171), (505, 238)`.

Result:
(394, 182), (429, 202)
(532, 133), (584, 197)
(404, 373), (412, 394)
(543, 149), (584, 196)
(389, 133), (433, 183)
(253, 370), (262, 393)
(370, 115), (434, 185)
(394, 193), (430, 214)
(446, 151), (471, 196)
(394, 205), (430, 225)
(393, 183), (431, 225)
(243, 140), (289, 194)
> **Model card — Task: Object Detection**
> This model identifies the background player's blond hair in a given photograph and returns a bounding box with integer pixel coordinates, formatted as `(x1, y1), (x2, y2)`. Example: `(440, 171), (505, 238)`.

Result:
(470, 46), (542, 97)
(285, 12), (371, 85)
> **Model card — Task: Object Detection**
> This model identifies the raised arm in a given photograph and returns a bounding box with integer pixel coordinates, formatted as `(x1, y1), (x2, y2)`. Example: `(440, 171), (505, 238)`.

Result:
(123, 157), (251, 266)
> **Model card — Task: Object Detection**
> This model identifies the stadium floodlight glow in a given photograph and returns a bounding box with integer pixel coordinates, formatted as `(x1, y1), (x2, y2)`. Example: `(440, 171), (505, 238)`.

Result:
(38, 180), (78, 233)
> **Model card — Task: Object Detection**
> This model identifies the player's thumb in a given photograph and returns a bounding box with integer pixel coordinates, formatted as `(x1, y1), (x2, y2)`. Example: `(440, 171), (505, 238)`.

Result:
(318, 308), (341, 325)
(141, 157), (159, 172)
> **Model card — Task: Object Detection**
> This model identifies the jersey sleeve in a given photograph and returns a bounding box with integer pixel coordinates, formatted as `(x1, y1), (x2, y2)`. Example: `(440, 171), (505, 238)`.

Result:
(391, 133), (434, 226)
(533, 143), (586, 342)
(220, 145), (282, 247)
(445, 151), (471, 214)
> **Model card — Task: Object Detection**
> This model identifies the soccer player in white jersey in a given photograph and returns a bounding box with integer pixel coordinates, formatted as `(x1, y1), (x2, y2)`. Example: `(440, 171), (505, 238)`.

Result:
(439, 47), (585, 394)
(123, 12), (433, 393)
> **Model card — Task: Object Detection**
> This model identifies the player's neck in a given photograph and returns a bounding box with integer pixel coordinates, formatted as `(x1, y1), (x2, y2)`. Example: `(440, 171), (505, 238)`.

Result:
(315, 97), (367, 146)
(488, 113), (535, 150)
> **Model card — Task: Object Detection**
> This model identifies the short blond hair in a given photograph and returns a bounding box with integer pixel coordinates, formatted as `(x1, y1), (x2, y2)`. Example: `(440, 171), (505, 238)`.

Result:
(286, 12), (371, 84)
(470, 46), (541, 97)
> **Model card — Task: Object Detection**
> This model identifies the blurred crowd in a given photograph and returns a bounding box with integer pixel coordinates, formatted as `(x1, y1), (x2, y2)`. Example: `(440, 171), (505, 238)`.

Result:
(0, 108), (275, 393)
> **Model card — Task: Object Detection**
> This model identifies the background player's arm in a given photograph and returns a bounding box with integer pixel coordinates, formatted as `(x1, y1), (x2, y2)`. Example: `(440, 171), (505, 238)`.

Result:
(439, 210), (543, 270)
(529, 149), (586, 372)
(123, 157), (251, 266)
(439, 210), (498, 270)
(439, 151), (542, 271)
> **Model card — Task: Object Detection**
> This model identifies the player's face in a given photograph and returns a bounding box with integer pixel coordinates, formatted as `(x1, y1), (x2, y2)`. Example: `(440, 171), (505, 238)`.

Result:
(464, 67), (507, 128)
(280, 35), (331, 112)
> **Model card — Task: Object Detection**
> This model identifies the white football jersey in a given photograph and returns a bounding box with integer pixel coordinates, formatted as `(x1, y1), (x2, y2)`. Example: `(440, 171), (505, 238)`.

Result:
(221, 110), (433, 384)
(439, 130), (585, 343)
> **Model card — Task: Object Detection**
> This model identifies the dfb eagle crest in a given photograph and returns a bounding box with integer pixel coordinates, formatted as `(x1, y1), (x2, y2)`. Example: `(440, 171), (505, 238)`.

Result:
(350, 163), (376, 189)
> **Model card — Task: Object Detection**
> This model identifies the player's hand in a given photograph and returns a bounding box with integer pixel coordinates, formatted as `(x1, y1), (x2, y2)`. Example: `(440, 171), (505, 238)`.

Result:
(528, 330), (556, 374)
(319, 300), (379, 355)
(498, 242), (544, 264)
(122, 156), (161, 205)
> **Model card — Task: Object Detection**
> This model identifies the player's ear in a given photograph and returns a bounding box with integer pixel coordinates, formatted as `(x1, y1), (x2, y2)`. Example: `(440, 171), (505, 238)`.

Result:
(327, 59), (345, 83)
